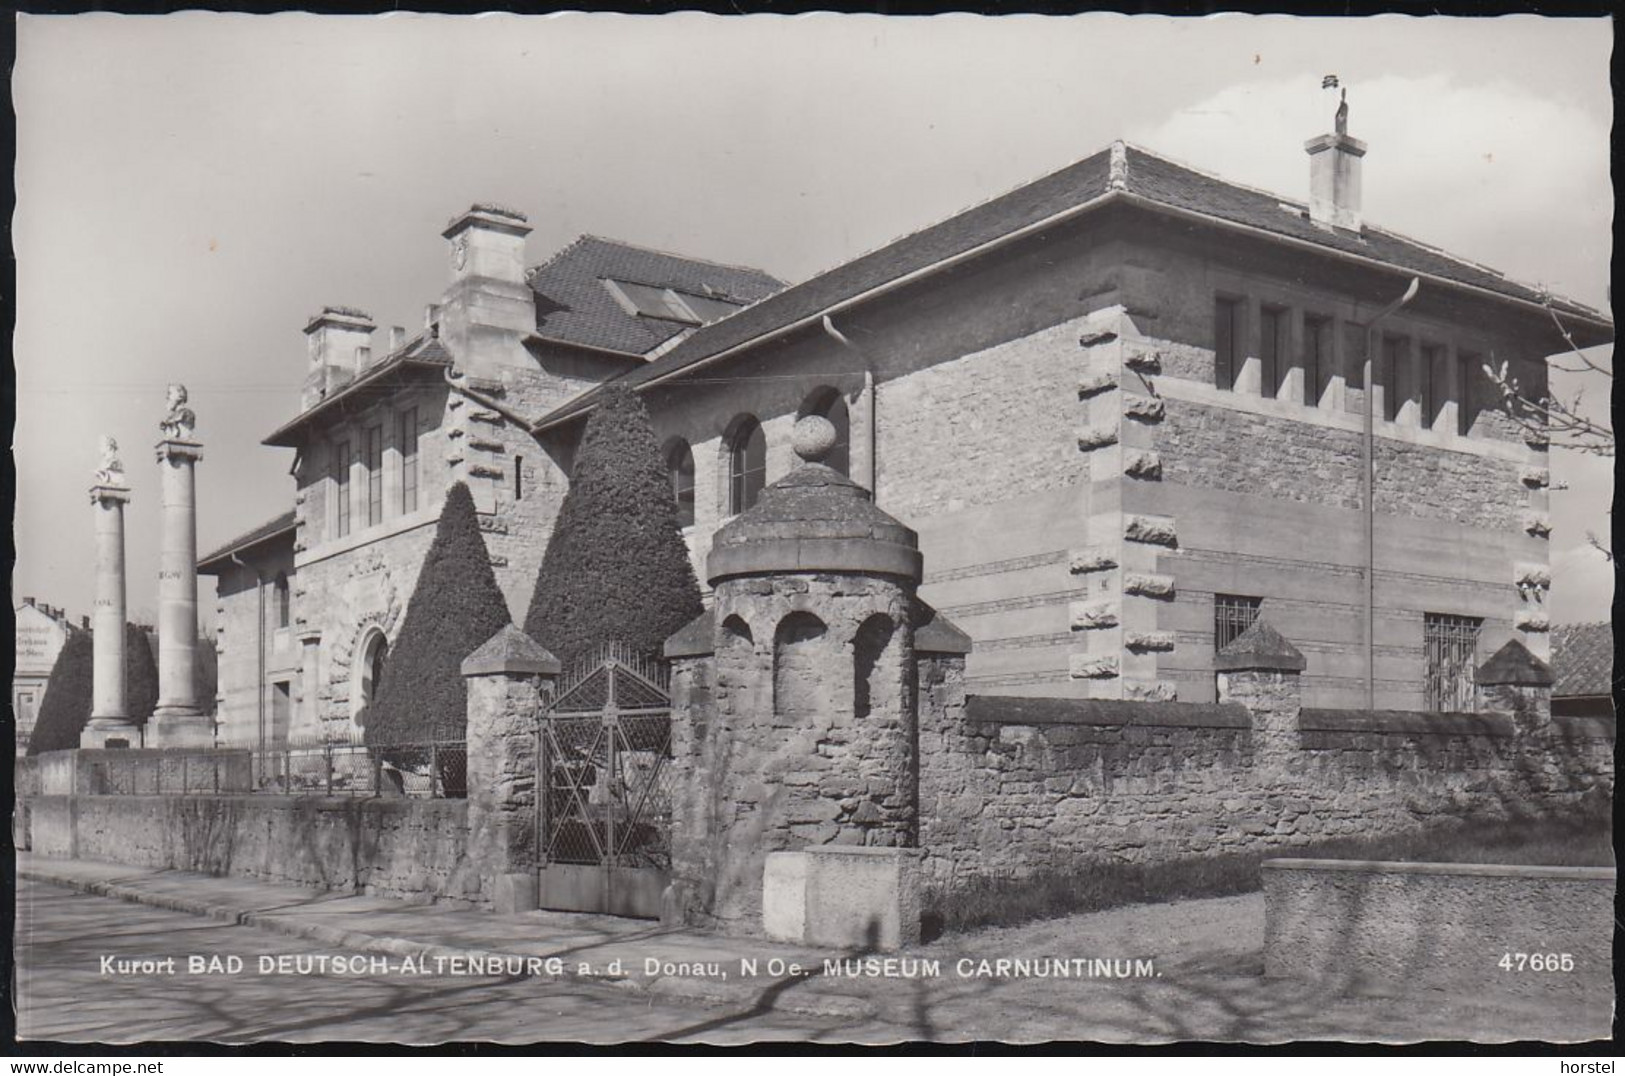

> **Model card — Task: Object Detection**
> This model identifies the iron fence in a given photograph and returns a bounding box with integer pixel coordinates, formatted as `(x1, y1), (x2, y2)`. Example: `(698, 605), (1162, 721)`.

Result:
(85, 734), (467, 799)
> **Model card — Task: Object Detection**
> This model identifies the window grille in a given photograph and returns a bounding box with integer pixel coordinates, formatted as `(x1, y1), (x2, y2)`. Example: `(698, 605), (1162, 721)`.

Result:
(1424, 613), (1481, 712)
(1213, 594), (1263, 652)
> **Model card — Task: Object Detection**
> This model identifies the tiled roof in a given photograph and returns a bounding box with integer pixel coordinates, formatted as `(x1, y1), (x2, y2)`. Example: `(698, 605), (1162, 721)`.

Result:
(527, 236), (783, 357)
(536, 142), (1610, 430)
(198, 509), (296, 571)
(1551, 622), (1614, 699)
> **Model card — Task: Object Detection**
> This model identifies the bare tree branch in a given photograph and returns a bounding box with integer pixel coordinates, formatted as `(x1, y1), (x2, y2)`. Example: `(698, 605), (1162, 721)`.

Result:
(1482, 292), (1614, 457)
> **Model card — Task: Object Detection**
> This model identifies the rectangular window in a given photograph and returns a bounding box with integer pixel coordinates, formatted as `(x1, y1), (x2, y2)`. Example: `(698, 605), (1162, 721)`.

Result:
(1457, 352), (1479, 437)
(399, 408), (419, 513)
(1259, 305), (1287, 399)
(365, 425), (384, 526)
(1419, 344), (1443, 429)
(270, 681), (292, 747)
(514, 454), (524, 501)
(1214, 296), (1243, 391)
(1214, 594), (1263, 653)
(1424, 613), (1482, 712)
(1303, 315), (1331, 406)
(1381, 336), (1404, 422)
(332, 439), (351, 538)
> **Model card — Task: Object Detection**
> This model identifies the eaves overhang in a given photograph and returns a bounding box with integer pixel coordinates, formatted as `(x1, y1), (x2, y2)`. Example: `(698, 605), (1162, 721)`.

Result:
(261, 355), (453, 448)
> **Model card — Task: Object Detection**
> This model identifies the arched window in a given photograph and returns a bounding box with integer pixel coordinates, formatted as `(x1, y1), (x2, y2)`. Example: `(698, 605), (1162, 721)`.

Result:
(727, 416), (767, 515)
(353, 628), (389, 730)
(273, 573), (291, 630)
(799, 387), (851, 477)
(666, 439), (696, 527)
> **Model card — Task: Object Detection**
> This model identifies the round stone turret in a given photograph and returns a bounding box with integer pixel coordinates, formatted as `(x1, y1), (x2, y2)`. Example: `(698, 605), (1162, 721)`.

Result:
(683, 416), (924, 933)
(707, 416), (922, 585)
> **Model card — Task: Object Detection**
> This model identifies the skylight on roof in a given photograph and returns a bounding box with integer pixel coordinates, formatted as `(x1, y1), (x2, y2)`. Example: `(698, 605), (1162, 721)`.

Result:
(604, 279), (743, 326)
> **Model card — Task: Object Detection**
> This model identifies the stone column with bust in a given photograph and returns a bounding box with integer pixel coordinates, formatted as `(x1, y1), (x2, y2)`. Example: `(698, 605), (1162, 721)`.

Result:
(149, 384), (214, 748)
(665, 414), (943, 950)
(82, 437), (140, 749)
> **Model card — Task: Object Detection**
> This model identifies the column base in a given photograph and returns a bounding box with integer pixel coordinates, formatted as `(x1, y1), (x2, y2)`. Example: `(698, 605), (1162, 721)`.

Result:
(148, 708), (215, 749)
(81, 718), (142, 750)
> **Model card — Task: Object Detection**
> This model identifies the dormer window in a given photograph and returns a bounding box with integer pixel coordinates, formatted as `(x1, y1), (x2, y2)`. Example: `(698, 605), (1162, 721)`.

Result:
(603, 279), (743, 326)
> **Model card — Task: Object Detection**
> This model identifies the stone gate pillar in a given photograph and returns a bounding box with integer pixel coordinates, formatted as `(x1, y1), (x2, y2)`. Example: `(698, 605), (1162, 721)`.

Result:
(1215, 619), (1305, 773)
(461, 622), (560, 913)
(83, 437), (140, 749)
(1474, 638), (1555, 732)
(150, 385), (212, 748)
(668, 415), (929, 948)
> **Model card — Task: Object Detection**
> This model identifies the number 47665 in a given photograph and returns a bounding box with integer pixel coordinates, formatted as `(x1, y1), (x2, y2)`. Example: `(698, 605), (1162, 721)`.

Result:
(1499, 952), (1574, 972)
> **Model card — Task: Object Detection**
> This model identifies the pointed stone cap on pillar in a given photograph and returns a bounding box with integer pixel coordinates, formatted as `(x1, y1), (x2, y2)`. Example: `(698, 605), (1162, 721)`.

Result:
(707, 415), (922, 585)
(461, 623), (561, 678)
(1474, 638), (1554, 686)
(915, 603), (973, 655)
(1214, 620), (1306, 672)
(663, 608), (716, 659)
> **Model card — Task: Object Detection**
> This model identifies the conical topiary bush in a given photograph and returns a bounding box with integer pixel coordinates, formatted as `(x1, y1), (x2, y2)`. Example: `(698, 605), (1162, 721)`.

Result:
(364, 481), (512, 792)
(27, 623), (159, 755)
(523, 383), (704, 672)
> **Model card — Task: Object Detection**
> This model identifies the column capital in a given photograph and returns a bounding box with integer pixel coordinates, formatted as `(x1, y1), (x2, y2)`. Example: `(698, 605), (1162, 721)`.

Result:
(89, 482), (132, 506)
(155, 438), (204, 464)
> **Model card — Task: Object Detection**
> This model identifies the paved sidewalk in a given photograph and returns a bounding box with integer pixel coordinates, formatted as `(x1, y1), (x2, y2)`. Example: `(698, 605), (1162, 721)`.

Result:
(16, 853), (1612, 1043)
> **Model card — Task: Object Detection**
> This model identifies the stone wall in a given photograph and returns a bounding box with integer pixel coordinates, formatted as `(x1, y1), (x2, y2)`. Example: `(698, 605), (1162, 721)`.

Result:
(25, 793), (482, 906)
(1262, 859), (1615, 999)
(917, 693), (1614, 889)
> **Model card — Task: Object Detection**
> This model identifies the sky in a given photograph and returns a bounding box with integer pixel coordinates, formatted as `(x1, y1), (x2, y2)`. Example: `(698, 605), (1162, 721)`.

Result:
(11, 12), (1615, 629)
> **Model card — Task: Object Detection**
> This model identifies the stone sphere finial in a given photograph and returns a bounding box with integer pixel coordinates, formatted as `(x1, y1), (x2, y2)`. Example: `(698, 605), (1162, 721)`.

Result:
(792, 415), (837, 464)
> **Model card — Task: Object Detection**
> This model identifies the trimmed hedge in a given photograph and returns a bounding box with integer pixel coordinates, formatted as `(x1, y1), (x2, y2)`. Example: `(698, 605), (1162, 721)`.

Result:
(27, 623), (159, 755)
(364, 481), (510, 750)
(523, 384), (703, 671)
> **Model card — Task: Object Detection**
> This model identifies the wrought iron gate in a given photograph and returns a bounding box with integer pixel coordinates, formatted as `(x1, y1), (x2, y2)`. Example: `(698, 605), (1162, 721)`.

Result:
(536, 642), (674, 918)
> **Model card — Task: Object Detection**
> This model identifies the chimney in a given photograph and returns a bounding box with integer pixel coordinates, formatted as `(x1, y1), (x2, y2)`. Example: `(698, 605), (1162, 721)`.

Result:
(300, 306), (376, 411)
(1304, 90), (1365, 233)
(442, 204), (532, 288)
(438, 204), (534, 380)
(425, 304), (441, 334)
(82, 615), (91, 630)
(389, 325), (406, 353)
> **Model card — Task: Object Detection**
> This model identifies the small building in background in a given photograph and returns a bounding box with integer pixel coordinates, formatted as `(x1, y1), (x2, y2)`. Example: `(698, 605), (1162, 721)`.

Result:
(12, 598), (79, 755)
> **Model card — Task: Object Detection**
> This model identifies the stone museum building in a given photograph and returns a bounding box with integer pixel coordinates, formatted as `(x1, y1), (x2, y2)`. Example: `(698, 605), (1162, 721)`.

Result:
(199, 118), (1612, 748)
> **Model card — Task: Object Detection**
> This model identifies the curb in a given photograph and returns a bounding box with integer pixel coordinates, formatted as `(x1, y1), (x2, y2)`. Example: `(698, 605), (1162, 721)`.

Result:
(19, 866), (876, 1021)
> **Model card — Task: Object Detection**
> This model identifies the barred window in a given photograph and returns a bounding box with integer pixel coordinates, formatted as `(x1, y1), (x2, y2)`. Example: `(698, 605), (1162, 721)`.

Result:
(1214, 594), (1262, 652)
(1424, 613), (1481, 712)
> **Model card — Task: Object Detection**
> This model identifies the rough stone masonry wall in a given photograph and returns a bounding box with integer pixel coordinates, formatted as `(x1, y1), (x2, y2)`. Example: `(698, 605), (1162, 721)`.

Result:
(915, 691), (1613, 889)
(25, 793), (483, 906)
(668, 573), (916, 934)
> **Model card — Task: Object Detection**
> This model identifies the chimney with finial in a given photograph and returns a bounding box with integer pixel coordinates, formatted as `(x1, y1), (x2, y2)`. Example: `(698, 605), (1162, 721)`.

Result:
(1304, 76), (1365, 234)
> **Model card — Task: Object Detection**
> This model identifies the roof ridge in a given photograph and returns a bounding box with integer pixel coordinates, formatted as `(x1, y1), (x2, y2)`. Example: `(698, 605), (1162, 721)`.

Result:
(794, 146), (1118, 283)
(1122, 141), (1604, 317)
(538, 233), (786, 285)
